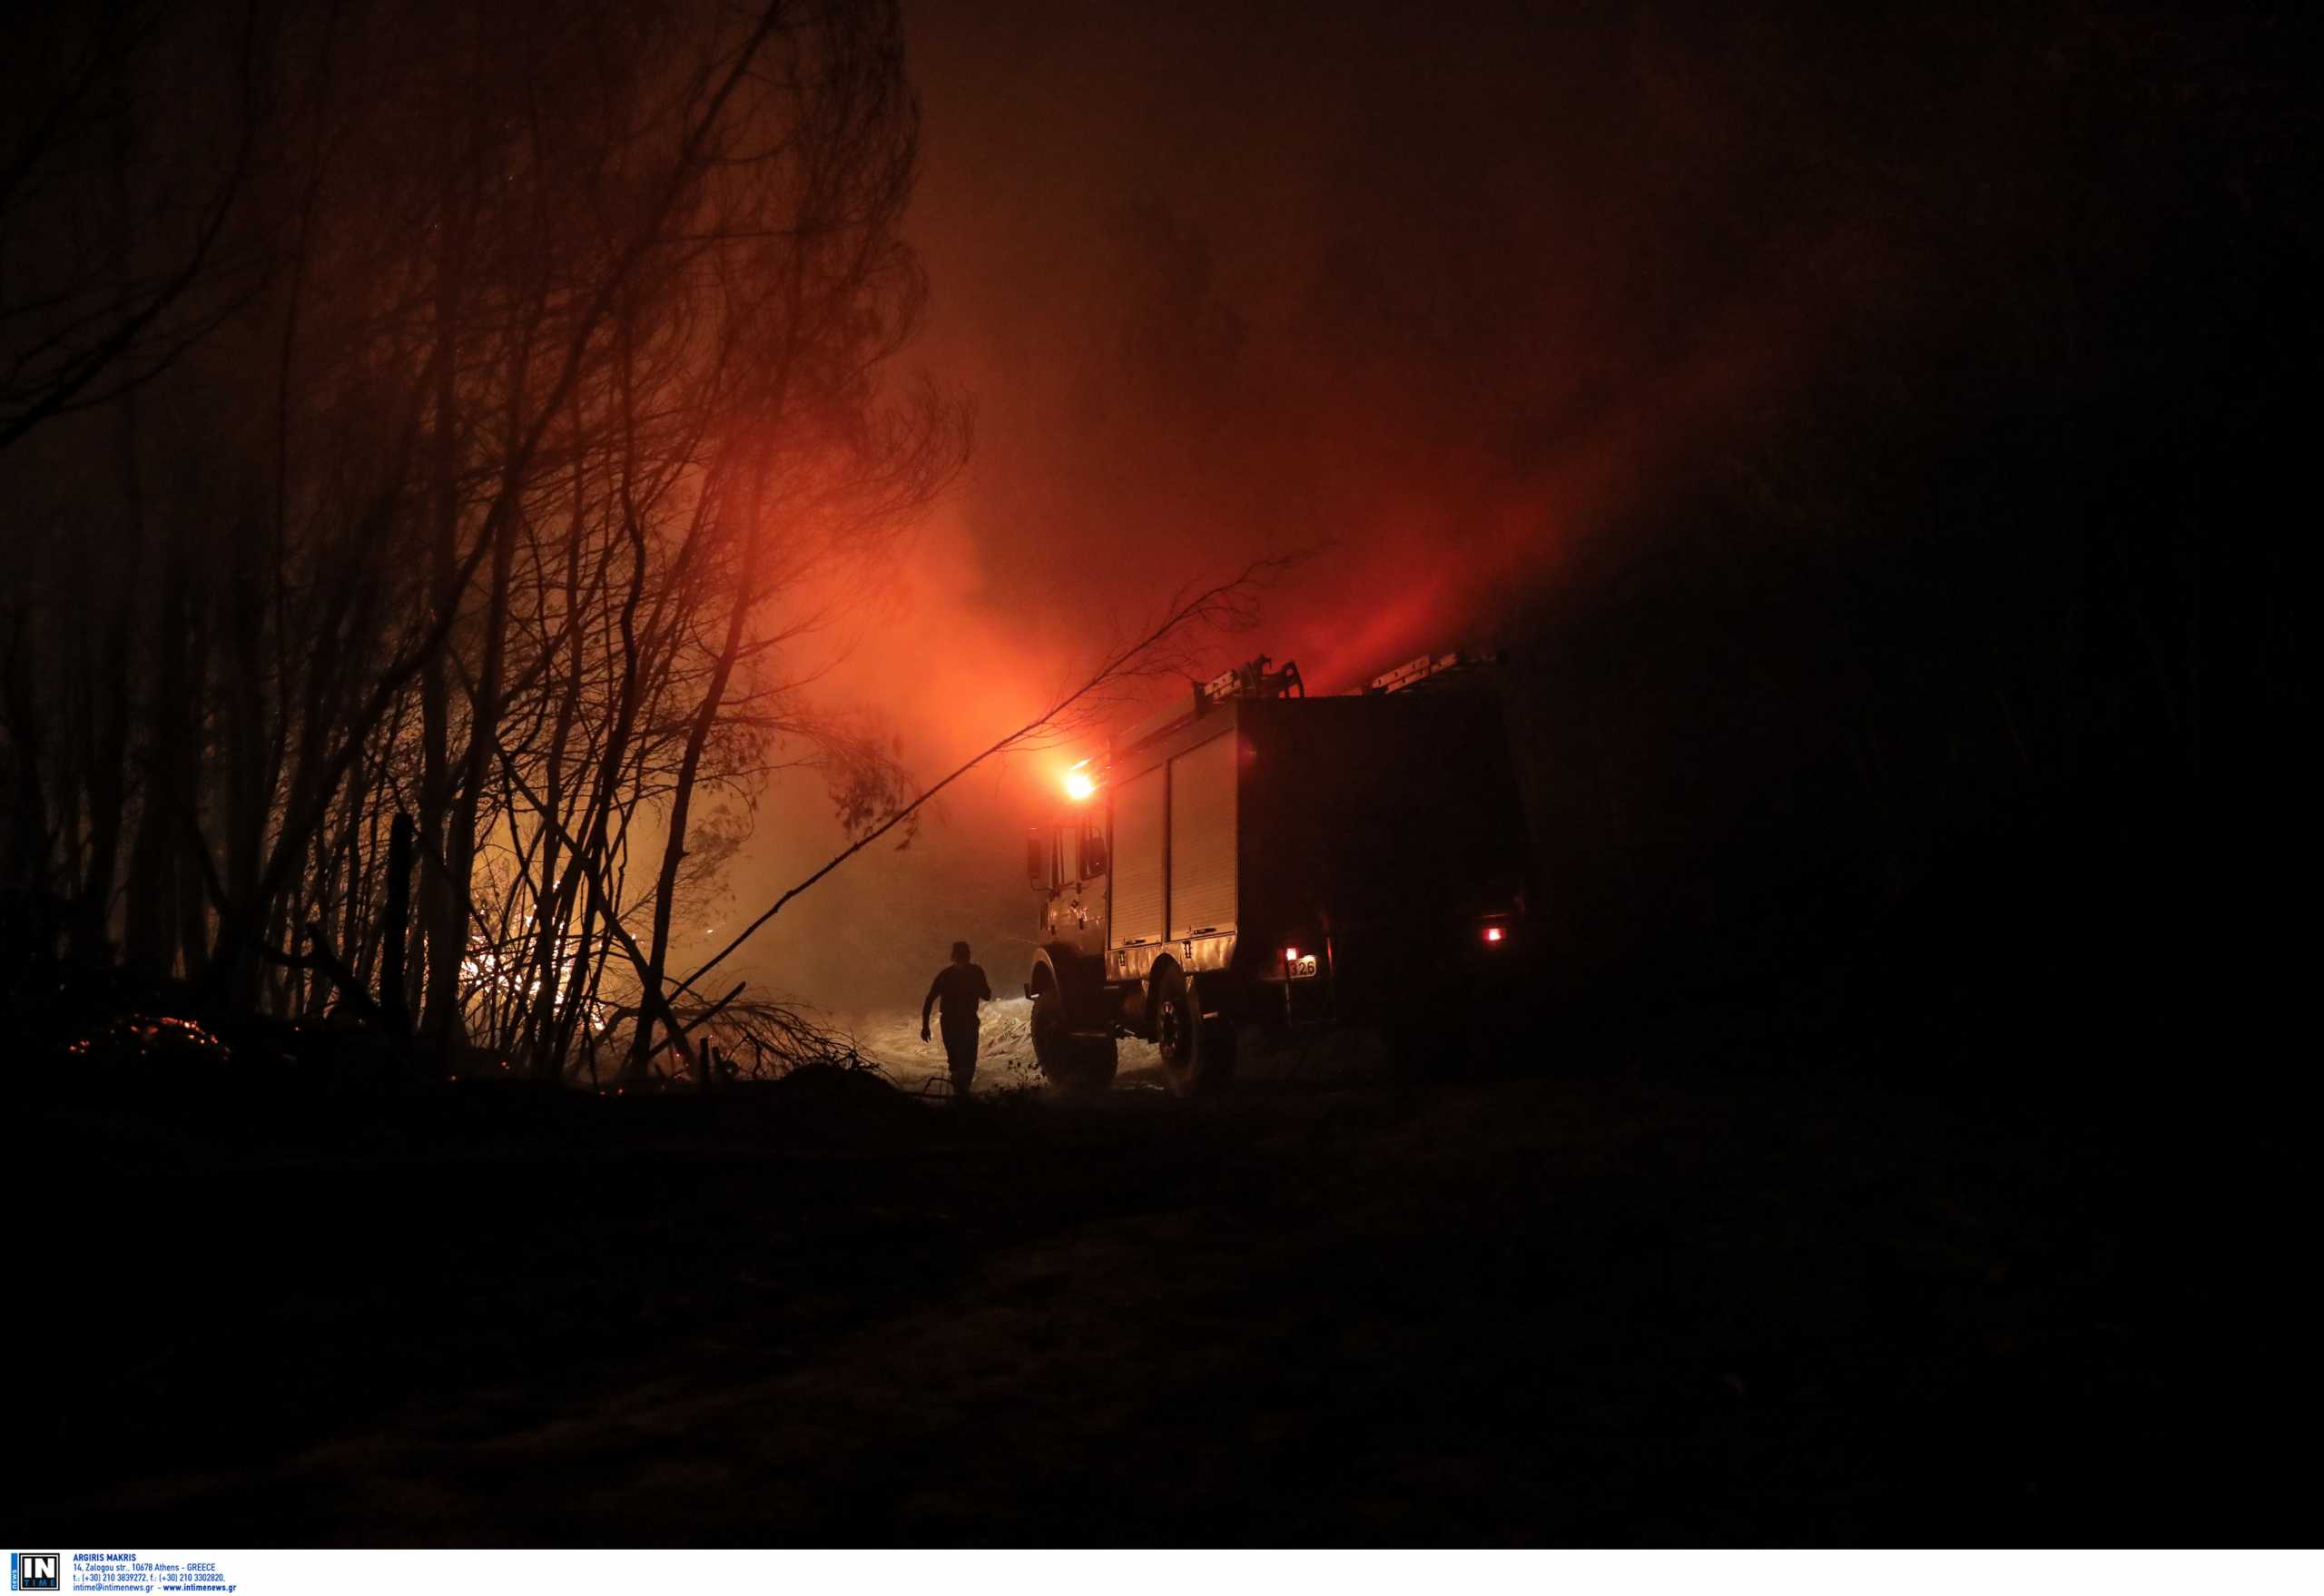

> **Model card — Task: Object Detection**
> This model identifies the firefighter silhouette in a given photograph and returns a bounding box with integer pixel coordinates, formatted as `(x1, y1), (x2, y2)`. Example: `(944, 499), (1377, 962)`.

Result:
(921, 940), (992, 1096)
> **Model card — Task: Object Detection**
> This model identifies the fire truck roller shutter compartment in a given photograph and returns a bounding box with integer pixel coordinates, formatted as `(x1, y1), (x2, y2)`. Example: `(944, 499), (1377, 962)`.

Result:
(1111, 764), (1167, 946)
(1169, 731), (1239, 941)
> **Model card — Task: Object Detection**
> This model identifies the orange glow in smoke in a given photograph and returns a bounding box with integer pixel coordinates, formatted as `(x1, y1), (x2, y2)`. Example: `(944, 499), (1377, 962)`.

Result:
(1063, 761), (1097, 802)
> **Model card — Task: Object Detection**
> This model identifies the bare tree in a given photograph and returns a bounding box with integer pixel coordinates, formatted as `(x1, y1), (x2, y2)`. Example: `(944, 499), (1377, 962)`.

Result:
(1, 0), (1291, 1097)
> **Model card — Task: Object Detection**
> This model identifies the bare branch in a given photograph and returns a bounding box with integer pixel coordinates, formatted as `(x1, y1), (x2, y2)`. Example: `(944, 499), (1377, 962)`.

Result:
(671, 556), (1289, 997)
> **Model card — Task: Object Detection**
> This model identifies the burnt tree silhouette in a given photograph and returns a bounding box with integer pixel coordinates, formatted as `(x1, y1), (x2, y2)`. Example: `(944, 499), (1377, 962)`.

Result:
(0, 0), (969, 1081)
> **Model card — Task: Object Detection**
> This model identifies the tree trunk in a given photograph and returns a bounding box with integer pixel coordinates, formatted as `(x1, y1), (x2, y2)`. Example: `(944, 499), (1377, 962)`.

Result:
(380, 810), (414, 1035)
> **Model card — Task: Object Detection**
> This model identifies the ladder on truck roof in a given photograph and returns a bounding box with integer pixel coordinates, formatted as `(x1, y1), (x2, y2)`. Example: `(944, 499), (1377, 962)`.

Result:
(1111, 647), (1502, 754)
(1113, 654), (1305, 753)
(1357, 648), (1503, 695)
(1199, 655), (1305, 706)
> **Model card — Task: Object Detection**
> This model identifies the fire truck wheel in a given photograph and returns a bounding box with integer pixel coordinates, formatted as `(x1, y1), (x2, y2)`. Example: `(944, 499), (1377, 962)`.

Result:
(1154, 965), (1236, 1097)
(1030, 972), (1118, 1091)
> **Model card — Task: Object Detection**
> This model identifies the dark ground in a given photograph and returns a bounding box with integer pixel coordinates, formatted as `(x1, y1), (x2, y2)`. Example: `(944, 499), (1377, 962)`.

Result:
(10, 1013), (2308, 1547)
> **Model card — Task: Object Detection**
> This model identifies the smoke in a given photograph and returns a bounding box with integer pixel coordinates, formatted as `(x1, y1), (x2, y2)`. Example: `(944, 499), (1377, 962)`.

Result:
(711, 2), (2083, 1012)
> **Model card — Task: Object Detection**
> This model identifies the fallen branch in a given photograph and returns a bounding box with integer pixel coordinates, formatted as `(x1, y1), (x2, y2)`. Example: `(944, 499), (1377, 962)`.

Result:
(241, 919), (387, 1029)
(637, 980), (747, 1067)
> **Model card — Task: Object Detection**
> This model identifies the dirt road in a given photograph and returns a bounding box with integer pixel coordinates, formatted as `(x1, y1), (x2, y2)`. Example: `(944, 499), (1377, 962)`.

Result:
(847, 997), (1395, 1098)
(15, 1052), (2299, 1544)
(846, 996), (1059, 1096)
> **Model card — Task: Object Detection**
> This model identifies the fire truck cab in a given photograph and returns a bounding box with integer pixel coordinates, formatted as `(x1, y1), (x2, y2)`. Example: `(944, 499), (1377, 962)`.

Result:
(1024, 652), (1533, 1095)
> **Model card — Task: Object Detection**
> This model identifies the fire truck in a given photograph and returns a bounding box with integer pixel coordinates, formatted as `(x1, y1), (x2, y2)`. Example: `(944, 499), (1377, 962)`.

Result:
(1024, 651), (1534, 1094)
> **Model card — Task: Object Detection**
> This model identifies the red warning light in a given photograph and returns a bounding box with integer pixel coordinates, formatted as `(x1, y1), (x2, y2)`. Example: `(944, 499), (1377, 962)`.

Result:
(1483, 926), (1505, 943)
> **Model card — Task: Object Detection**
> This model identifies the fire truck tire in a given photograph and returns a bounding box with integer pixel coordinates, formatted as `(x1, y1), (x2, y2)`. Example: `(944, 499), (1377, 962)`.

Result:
(1154, 964), (1236, 1097)
(1030, 967), (1118, 1091)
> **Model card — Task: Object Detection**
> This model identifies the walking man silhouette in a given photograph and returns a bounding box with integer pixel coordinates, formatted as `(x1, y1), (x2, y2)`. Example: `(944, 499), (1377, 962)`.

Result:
(921, 940), (992, 1098)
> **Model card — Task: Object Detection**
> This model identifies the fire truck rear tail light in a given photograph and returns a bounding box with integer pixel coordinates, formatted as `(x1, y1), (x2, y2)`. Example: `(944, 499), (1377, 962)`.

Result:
(1284, 947), (1300, 963)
